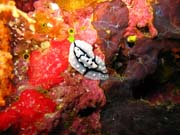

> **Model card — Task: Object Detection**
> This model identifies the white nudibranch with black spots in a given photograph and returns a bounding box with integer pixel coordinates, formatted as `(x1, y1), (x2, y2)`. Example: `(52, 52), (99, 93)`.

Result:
(68, 40), (109, 80)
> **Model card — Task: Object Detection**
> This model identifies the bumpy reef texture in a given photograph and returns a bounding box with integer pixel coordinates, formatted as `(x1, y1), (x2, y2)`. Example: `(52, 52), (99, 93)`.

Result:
(0, 0), (180, 135)
(0, 12), (13, 106)
(0, 0), (106, 135)
(92, 0), (129, 64)
(94, 0), (180, 135)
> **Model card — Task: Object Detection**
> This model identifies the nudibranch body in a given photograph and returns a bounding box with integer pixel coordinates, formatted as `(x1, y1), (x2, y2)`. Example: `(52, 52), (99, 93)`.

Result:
(69, 40), (109, 80)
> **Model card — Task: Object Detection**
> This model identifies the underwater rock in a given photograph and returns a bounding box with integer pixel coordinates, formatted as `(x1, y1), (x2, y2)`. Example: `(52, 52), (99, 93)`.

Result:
(123, 0), (158, 38)
(92, 0), (129, 63)
(125, 39), (159, 81)
(101, 98), (180, 135)
(49, 74), (106, 135)
(153, 0), (180, 39)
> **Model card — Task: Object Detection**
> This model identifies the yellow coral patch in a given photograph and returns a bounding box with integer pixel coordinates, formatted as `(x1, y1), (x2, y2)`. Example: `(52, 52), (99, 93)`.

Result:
(55, 0), (110, 11)
(127, 35), (137, 43)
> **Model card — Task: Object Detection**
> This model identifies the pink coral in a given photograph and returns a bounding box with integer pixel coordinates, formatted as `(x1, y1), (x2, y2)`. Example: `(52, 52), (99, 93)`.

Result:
(123, 0), (158, 38)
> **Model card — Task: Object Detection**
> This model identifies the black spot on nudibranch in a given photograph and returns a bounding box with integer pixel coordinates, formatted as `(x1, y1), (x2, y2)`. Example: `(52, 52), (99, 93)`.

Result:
(68, 40), (109, 80)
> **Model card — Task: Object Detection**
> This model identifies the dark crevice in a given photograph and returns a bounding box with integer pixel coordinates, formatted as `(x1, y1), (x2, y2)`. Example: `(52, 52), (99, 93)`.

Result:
(78, 107), (97, 117)
(132, 50), (180, 99)
(136, 25), (150, 34)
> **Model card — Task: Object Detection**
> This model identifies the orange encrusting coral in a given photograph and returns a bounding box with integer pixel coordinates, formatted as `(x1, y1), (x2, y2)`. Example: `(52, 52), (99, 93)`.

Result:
(0, 20), (13, 106)
(55, 0), (109, 11)
(0, 0), (8, 3)
(122, 0), (158, 38)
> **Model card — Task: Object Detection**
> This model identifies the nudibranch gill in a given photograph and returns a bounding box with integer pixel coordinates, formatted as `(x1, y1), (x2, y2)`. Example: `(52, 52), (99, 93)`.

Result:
(68, 40), (109, 80)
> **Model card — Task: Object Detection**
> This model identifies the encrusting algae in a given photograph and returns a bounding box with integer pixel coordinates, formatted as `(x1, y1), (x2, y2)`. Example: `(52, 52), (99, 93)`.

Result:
(0, 1), (35, 106)
(0, 20), (13, 106)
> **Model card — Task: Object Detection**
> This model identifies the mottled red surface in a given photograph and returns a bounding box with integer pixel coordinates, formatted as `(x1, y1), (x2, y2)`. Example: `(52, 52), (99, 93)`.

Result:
(122, 0), (158, 38)
(28, 40), (70, 89)
(0, 90), (56, 134)
(44, 74), (106, 135)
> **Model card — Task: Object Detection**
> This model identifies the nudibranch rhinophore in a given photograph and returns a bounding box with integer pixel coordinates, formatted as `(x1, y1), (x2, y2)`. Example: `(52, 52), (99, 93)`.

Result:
(68, 40), (109, 80)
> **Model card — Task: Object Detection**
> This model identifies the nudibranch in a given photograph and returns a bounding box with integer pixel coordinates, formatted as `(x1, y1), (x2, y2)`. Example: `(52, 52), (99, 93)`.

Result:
(68, 40), (109, 80)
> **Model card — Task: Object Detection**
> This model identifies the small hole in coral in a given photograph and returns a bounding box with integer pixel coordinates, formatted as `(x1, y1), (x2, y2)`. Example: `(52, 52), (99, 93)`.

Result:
(78, 107), (96, 117)
(42, 23), (47, 27)
(126, 40), (135, 48)
(68, 28), (74, 34)
(125, 35), (137, 48)
(136, 25), (150, 34)
(23, 53), (29, 60)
